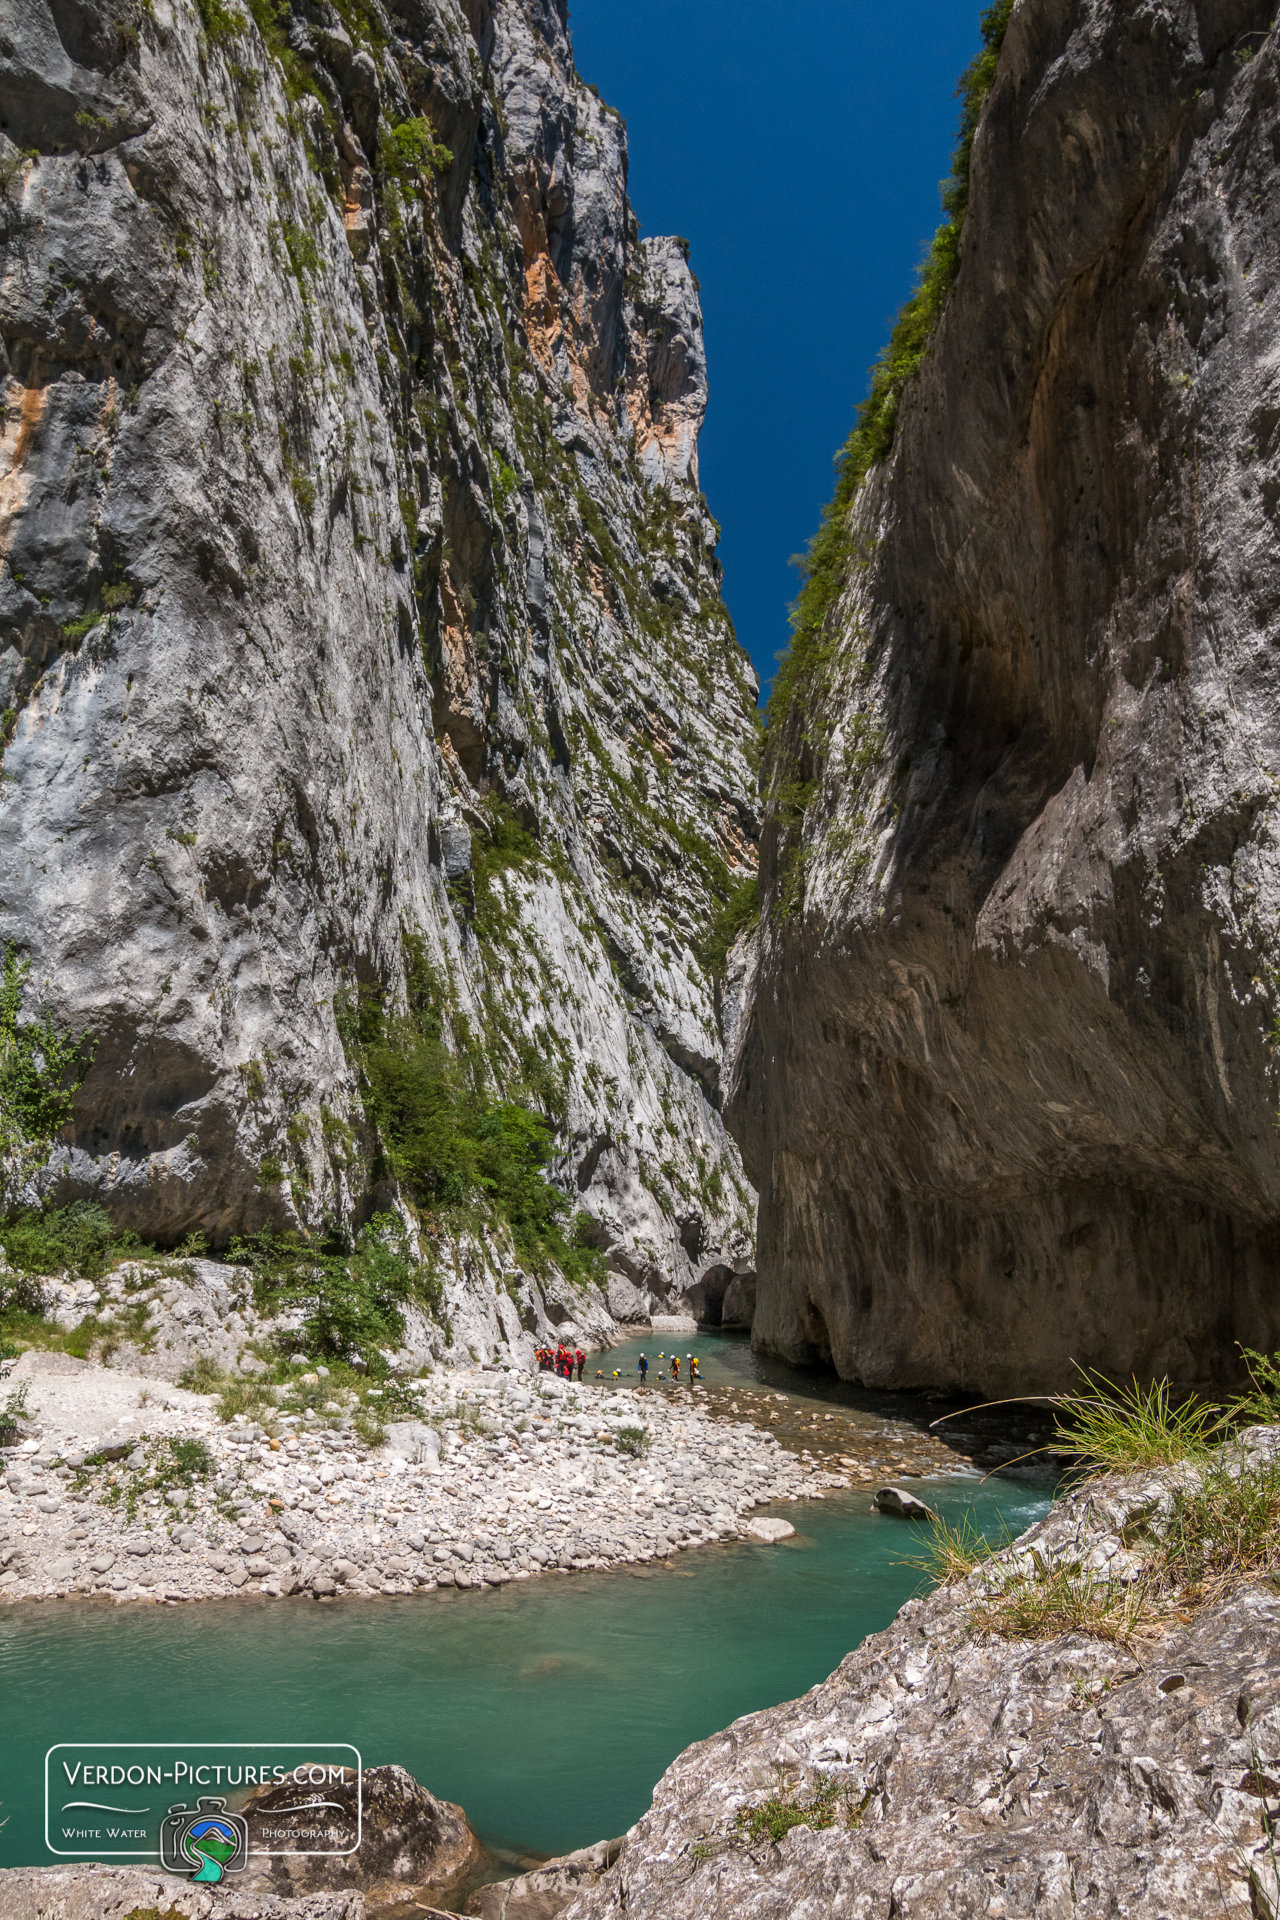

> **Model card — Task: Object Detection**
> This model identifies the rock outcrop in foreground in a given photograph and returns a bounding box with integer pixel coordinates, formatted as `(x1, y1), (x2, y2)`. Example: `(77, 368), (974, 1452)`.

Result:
(0, 0), (757, 1332)
(731, 0), (1280, 1391)
(561, 1437), (1280, 1920)
(0, 1866), (364, 1918)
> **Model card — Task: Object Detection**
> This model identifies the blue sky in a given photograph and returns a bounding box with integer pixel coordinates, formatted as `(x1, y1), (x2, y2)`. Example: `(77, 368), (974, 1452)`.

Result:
(568, 1), (985, 697)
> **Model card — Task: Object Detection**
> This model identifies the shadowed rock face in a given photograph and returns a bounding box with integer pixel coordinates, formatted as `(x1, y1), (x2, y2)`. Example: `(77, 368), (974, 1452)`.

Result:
(731, 0), (1280, 1395)
(0, 0), (757, 1320)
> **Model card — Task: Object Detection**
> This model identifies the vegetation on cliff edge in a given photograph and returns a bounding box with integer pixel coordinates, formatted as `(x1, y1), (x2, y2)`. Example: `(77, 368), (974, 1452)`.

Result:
(769, 0), (1017, 736)
(342, 942), (605, 1292)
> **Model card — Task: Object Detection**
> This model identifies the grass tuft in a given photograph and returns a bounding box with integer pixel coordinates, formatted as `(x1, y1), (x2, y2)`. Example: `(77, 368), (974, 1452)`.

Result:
(1054, 1371), (1223, 1473)
(1233, 1345), (1280, 1427)
(1150, 1456), (1280, 1605)
(969, 1554), (1153, 1644)
(735, 1774), (843, 1845)
(903, 1509), (1007, 1586)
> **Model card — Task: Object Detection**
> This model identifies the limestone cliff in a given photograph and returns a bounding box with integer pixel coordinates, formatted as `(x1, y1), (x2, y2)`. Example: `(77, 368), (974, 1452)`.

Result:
(731, 0), (1280, 1394)
(0, 0), (758, 1344)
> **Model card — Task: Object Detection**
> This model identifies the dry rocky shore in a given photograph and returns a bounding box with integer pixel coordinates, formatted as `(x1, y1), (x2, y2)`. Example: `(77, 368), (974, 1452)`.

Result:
(0, 1348), (846, 1605)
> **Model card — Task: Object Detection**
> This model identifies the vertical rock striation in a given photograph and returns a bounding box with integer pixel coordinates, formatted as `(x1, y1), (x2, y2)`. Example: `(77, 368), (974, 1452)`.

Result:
(732, 0), (1280, 1393)
(0, 0), (758, 1344)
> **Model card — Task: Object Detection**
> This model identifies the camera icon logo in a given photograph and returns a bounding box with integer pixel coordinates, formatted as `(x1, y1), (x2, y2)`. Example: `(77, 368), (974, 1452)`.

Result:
(160, 1797), (248, 1883)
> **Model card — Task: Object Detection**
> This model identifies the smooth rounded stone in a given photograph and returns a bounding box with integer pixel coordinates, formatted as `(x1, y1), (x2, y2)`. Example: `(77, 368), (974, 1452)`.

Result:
(742, 1517), (796, 1543)
(88, 1552), (116, 1573)
(874, 1486), (938, 1522)
(45, 1556), (77, 1581)
(34, 1497), (61, 1514)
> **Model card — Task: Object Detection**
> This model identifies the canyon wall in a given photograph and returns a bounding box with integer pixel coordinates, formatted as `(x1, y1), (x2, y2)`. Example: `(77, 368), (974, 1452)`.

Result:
(731, 0), (1280, 1394)
(0, 0), (758, 1342)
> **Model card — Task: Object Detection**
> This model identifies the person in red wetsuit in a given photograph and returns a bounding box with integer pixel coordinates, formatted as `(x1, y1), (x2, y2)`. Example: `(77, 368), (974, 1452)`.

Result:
(575, 1348), (586, 1381)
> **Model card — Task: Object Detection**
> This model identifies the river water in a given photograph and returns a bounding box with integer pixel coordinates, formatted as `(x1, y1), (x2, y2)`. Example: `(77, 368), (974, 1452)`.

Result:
(0, 1334), (1053, 1874)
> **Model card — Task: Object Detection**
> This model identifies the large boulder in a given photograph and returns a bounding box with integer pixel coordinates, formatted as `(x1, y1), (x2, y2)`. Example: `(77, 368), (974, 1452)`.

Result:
(237, 1763), (479, 1908)
(874, 1485), (937, 1521)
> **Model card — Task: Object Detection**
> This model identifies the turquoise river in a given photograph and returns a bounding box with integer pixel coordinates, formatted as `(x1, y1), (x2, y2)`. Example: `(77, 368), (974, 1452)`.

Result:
(0, 1333), (1053, 1874)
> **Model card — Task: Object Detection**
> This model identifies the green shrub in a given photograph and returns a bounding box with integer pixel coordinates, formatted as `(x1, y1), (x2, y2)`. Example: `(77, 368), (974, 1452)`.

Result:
(735, 1774), (842, 1844)
(177, 1354), (225, 1393)
(279, 218), (322, 283)
(197, 0), (245, 37)
(384, 117), (452, 183)
(469, 799), (540, 923)
(0, 1340), (27, 1444)
(0, 946), (93, 1160)
(227, 1214), (433, 1369)
(614, 1425), (650, 1458)
(99, 1433), (216, 1519)
(698, 874), (760, 977)
(0, 1203), (140, 1281)
(0, 1380), (29, 1445)
(492, 460), (519, 512)
(345, 948), (605, 1292)
(1233, 1345), (1280, 1426)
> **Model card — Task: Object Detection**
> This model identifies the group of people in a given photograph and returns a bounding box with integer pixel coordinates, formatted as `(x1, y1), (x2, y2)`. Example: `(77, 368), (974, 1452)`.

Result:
(635, 1351), (701, 1385)
(535, 1343), (704, 1386)
(536, 1343), (587, 1380)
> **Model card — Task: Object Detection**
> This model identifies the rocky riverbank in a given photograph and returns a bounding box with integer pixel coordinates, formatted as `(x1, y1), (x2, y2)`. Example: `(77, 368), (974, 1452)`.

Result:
(556, 1428), (1280, 1920)
(9, 1435), (1275, 1920)
(0, 1350), (847, 1604)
